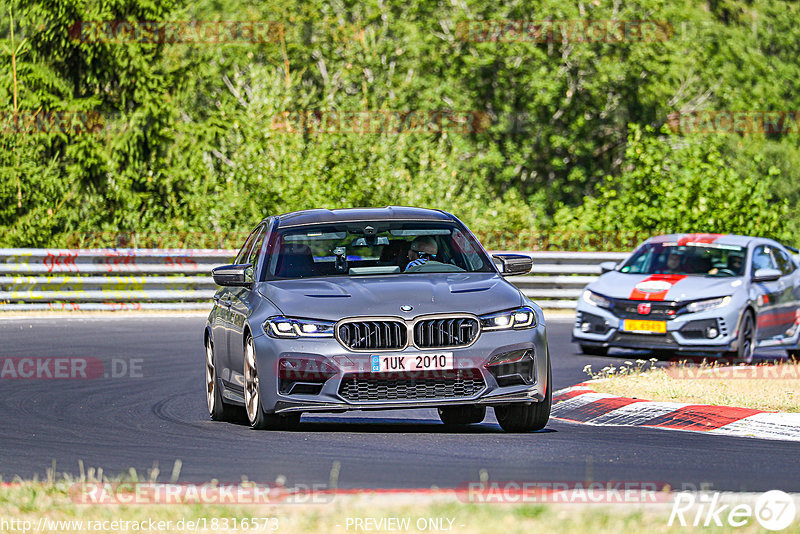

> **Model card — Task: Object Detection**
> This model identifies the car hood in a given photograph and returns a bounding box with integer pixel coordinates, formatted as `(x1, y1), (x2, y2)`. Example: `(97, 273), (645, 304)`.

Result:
(588, 271), (743, 302)
(258, 273), (522, 321)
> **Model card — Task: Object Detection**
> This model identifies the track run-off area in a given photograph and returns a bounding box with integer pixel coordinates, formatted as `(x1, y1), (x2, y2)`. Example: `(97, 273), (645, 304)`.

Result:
(0, 314), (797, 492)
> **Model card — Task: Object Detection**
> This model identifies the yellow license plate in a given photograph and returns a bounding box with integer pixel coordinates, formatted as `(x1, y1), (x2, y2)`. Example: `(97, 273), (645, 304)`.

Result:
(621, 319), (667, 334)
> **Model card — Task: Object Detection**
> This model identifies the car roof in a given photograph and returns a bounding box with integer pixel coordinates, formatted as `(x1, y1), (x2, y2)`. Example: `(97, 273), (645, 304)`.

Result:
(645, 233), (756, 247)
(272, 206), (454, 227)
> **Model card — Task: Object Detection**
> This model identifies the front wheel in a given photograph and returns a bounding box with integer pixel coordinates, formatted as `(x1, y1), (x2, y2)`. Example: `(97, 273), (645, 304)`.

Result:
(494, 360), (552, 433)
(243, 336), (301, 430)
(724, 311), (755, 364)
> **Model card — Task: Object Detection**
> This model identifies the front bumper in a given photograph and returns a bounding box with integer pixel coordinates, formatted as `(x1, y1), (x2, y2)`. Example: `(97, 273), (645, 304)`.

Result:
(571, 300), (741, 353)
(248, 322), (549, 414)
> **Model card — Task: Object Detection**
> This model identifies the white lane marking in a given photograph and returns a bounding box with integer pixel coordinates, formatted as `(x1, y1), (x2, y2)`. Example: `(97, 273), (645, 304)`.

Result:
(551, 392), (617, 416)
(587, 401), (689, 425)
(709, 412), (800, 442)
(552, 390), (800, 442)
(553, 385), (593, 397)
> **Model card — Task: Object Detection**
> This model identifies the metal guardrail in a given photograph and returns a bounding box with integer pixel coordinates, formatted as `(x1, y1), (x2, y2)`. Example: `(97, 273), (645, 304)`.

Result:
(0, 249), (629, 311)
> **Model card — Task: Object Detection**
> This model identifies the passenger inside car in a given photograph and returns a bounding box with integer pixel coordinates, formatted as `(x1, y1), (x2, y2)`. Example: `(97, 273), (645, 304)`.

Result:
(275, 243), (318, 278)
(378, 239), (411, 268)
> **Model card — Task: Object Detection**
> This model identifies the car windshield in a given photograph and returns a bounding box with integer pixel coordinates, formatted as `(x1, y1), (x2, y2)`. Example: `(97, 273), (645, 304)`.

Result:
(266, 221), (494, 279)
(620, 243), (746, 277)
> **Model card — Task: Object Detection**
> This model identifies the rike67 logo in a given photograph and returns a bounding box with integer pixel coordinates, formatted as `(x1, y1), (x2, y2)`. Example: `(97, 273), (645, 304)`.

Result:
(669, 490), (797, 530)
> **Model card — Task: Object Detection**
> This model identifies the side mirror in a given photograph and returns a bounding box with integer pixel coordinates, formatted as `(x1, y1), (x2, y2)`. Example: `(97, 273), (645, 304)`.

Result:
(212, 263), (253, 287)
(492, 254), (533, 276)
(752, 268), (782, 283)
(599, 261), (618, 274)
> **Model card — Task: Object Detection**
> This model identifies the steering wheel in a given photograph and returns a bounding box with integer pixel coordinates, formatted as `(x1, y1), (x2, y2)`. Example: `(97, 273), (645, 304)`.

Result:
(716, 268), (735, 276)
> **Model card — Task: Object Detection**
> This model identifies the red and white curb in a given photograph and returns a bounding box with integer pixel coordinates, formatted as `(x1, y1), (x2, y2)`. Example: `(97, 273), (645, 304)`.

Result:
(552, 385), (800, 442)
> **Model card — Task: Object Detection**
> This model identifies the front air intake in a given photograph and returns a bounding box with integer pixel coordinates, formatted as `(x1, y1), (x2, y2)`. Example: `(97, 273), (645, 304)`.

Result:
(337, 320), (407, 351)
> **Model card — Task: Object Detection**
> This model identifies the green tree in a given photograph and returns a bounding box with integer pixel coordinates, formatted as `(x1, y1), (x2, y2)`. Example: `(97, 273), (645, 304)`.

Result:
(553, 124), (789, 250)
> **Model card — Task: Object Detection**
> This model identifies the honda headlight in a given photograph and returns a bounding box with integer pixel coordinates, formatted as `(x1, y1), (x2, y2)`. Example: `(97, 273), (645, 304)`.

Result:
(265, 316), (335, 338)
(685, 296), (732, 314)
(583, 290), (611, 309)
(480, 306), (537, 331)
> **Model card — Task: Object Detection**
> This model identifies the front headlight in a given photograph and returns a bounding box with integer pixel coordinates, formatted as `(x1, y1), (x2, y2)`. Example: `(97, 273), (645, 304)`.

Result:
(583, 290), (611, 309)
(685, 296), (732, 314)
(265, 316), (335, 338)
(480, 306), (537, 331)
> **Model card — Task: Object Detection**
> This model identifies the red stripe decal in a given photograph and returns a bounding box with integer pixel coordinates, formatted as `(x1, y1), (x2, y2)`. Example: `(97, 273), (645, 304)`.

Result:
(628, 274), (687, 301)
(676, 233), (724, 246)
(555, 397), (646, 423)
(644, 405), (763, 431)
(757, 309), (800, 328)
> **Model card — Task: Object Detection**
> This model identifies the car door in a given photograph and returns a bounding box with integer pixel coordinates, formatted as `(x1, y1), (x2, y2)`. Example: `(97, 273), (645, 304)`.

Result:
(215, 226), (261, 388)
(772, 246), (800, 340)
(750, 244), (784, 340)
(227, 223), (268, 388)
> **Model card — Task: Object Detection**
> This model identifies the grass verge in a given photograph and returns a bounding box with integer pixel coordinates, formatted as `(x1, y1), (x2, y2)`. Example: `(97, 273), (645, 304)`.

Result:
(2, 479), (799, 534)
(583, 359), (800, 412)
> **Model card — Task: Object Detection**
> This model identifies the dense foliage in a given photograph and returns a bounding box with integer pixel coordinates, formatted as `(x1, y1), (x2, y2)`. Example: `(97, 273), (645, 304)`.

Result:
(1, 0), (798, 249)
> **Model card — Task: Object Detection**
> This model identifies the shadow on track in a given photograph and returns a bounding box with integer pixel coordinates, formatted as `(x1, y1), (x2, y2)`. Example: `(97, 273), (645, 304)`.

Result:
(258, 417), (558, 435)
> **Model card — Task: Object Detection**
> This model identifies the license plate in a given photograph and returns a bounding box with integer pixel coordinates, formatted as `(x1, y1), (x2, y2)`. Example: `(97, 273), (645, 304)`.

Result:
(371, 353), (454, 373)
(621, 319), (667, 334)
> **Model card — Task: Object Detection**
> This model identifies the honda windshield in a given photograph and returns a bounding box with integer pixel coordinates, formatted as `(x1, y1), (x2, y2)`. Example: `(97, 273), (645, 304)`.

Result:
(620, 243), (746, 277)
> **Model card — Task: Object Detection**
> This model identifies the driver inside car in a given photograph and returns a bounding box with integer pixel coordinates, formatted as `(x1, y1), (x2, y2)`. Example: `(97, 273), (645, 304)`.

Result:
(404, 236), (439, 272)
(727, 253), (744, 275)
(661, 251), (683, 274)
(708, 252), (745, 276)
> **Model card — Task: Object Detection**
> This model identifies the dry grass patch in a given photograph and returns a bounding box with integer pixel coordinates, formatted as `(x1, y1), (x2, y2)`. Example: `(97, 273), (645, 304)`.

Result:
(583, 359), (800, 412)
(2, 479), (799, 534)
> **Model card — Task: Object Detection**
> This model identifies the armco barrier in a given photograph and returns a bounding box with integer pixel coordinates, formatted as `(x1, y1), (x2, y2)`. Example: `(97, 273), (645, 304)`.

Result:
(0, 249), (629, 311)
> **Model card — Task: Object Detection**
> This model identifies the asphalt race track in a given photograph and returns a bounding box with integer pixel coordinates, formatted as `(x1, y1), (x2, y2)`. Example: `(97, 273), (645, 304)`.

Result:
(1, 315), (797, 491)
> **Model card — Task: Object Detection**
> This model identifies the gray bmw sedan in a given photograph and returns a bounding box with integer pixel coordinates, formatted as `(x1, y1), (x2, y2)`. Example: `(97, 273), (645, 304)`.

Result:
(205, 207), (551, 432)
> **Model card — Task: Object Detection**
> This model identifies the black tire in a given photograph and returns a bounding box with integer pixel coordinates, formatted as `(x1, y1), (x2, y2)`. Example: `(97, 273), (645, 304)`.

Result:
(438, 405), (486, 426)
(206, 337), (243, 422)
(494, 359), (552, 433)
(579, 344), (608, 356)
(724, 311), (755, 364)
(243, 335), (301, 430)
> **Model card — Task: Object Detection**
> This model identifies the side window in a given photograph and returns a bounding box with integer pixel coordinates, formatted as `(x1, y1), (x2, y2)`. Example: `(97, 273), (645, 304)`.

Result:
(620, 245), (650, 273)
(775, 248), (796, 275)
(751, 246), (777, 272)
(247, 226), (267, 270)
(234, 226), (260, 264)
(451, 229), (482, 270)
